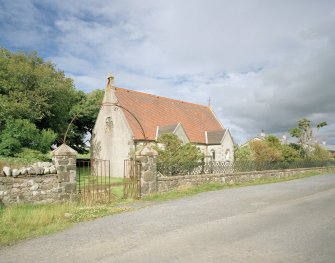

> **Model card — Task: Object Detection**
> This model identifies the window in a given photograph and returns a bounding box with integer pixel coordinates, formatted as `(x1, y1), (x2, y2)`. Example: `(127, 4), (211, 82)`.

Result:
(225, 149), (230, 161)
(211, 149), (216, 161)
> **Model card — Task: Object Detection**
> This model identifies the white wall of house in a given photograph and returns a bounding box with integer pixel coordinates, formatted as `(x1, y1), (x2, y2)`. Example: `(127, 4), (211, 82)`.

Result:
(221, 130), (234, 162)
(91, 87), (134, 178)
(199, 130), (234, 162)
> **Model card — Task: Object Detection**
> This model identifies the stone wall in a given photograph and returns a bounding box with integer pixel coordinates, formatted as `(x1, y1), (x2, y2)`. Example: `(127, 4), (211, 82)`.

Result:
(1, 162), (57, 178)
(157, 167), (335, 193)
(0, 144), (78, 205)
(134, 145), (335, 196)
(0, 175), (66, 205)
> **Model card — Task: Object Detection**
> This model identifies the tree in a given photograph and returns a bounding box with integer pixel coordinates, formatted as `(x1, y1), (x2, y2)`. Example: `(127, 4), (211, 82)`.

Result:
(234, 146), (253, 161)
(310, 144), (330, 161)
(280, 144), (301, 162)
(0, 48), (81, 135)
(156, 134), (204, 175)
(289, 118), (328, 158)
(249, 140), (283, 162)
(0, 48), (91, 153)
(0, 119), (56, 156)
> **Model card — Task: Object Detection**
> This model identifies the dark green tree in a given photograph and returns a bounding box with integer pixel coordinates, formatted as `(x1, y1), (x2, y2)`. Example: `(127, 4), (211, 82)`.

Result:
(156, 134), (204, 175)
(0, 119), (56, 156)
(0, 48), (96, 154)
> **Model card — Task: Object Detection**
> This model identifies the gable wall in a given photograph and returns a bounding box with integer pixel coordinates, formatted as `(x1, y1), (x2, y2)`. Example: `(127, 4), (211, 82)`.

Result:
(91, 89), (134, 177)
(174, 125), (190, 144)
(200, 131), (234, 162)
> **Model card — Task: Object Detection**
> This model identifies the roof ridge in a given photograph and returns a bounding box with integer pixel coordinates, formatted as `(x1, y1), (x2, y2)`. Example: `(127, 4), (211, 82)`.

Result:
(115, 87), (209, 109)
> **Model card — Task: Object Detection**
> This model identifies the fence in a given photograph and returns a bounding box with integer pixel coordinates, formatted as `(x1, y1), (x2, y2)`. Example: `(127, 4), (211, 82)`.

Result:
(157, 160), (335, 176)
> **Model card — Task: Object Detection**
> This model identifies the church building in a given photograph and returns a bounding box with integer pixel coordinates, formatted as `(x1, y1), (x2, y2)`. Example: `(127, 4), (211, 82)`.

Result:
(91, 75), (234, 177)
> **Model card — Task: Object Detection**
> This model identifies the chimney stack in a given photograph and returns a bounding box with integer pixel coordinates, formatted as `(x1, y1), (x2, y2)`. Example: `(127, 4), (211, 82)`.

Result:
(106, 73), (115, 90)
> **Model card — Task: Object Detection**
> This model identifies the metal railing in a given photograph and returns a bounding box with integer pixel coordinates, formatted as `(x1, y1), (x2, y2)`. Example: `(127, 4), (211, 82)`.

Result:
(76, 159), (113, 203)
(157, 160), (335, 176)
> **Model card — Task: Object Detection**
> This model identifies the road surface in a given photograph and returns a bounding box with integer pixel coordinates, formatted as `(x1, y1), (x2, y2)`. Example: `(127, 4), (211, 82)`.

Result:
(1, 174), (335, 263)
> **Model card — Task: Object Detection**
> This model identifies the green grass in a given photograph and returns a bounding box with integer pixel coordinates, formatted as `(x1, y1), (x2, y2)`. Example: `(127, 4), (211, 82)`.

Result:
(77, 153), (90, 159)
(0, 168), (332, 245)
(0, 203), (130, 245)
(77, 174), (124, 188)
(76, 165), (125, 199)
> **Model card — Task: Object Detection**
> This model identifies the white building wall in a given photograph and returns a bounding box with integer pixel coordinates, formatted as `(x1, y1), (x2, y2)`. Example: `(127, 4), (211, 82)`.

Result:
(199, 130), (235, 162)
(174, 124), (190, 144)
(91, 87), (134, 178)
(221, 130), (234, 162)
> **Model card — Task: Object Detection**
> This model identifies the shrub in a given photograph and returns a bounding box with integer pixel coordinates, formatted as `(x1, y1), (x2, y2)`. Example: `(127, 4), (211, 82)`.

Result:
(15, 148), (50, 163)
(0, 119), (56, 156)
(156, 134), (204, 175)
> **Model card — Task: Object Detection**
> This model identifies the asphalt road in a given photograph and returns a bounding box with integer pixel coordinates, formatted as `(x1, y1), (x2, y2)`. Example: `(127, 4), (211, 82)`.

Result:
(1, 174), (335, 263)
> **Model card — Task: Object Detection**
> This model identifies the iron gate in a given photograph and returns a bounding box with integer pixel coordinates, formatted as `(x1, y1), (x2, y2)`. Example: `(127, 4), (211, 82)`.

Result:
(76, 159), (113, 203)
(124, 159), (141, 199)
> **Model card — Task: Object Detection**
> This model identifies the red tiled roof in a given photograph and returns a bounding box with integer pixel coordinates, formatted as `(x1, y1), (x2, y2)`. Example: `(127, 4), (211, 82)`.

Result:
(115, 88), (224, 143)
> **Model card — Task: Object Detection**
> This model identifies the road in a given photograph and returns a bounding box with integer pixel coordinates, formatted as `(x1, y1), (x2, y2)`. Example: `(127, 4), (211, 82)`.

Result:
(1, 174), (335, 263)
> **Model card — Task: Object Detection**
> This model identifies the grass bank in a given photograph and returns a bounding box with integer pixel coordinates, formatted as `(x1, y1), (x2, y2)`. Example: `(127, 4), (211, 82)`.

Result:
(0, 203), (130, 245)
(1, 169), (333, 245)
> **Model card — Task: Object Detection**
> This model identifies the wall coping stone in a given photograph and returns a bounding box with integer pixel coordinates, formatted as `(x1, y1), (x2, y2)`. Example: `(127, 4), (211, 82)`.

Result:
(52, 143), (77, 156)
(157, 166), (335, 181)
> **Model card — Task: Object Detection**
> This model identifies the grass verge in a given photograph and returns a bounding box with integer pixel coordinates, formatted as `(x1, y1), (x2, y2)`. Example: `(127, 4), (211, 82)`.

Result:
(0, 169), (333, 245)
(0, 203), (130, 245)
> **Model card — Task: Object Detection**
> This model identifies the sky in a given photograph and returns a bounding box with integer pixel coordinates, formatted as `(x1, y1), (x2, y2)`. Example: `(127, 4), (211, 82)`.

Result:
(1, 0), (335, 144)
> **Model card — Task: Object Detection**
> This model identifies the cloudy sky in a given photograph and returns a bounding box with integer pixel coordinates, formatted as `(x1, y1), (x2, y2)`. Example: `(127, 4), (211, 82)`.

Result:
(1, 0), (334, 144)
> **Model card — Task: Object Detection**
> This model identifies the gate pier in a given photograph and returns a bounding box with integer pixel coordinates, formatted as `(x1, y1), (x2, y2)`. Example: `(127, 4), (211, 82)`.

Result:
(52, 143), (78, 201)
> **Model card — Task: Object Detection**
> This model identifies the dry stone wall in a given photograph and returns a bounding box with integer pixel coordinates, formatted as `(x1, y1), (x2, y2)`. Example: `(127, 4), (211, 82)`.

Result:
(0, 162), (57, 178)
(157, 167), (335, 192)
(0, 144), (78, 205)
(0, 175), (65, 205)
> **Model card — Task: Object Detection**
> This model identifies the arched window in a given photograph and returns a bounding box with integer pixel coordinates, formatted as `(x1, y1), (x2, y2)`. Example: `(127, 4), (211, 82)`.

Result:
(211, 149), (216, 161)
(225, 149), (231, 161)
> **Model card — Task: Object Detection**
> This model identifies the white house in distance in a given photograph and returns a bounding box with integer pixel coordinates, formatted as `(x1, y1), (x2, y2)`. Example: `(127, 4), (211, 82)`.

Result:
(91, 75), (234, 177)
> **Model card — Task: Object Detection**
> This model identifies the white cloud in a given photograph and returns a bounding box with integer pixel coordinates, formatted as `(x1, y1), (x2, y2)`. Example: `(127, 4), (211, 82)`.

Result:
(1, 0), (335, 143)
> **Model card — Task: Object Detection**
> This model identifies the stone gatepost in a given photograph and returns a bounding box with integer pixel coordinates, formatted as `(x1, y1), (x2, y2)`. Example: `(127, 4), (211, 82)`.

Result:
(136, 144), (158, 197)
(52, 143), (78, 201)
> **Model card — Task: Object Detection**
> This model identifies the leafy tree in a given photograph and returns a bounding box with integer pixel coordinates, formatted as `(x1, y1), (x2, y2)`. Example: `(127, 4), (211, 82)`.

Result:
(59, 89), (105, 153)
(289, 118), (327, 158)
(309, 144), (330, 161)
(265, 135), (281, 148)
(249, 140), (283, 162)
(265, 135), (301, 162)
(0, 119), (56, 156)
(0, 48), (81, 144)
(0, 48), (99, 153)
(234, 146), (253, 161)
(156, 134), (204, 175)
(280, 144), (301, 162)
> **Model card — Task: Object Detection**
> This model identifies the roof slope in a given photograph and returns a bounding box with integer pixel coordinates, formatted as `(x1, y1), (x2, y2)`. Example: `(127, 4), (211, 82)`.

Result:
(207, 130), (226, 144)
(115, 88), (223, 143)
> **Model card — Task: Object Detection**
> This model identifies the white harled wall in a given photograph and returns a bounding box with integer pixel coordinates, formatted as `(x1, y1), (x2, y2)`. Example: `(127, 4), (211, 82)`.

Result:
(199, 130), (234, 162)
(91, 87), (134, 178)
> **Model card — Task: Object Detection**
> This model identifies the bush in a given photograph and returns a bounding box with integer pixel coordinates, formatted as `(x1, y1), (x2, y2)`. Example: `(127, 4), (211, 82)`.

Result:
(156, 134), (204, 175)
(15, 148), (50, 163)
(309, 144), (330, 161)
(0, 119), (56, 156)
